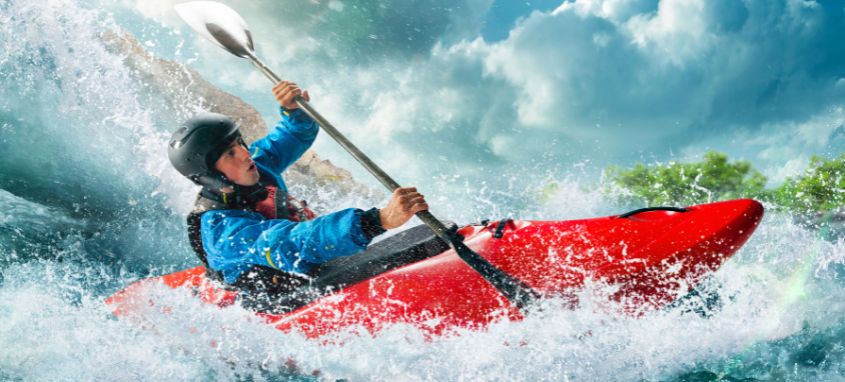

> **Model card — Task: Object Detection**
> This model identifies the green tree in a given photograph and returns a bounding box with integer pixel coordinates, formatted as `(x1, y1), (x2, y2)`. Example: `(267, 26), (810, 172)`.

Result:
(772, 154), (845, 213)
(606, 151), (768, 206)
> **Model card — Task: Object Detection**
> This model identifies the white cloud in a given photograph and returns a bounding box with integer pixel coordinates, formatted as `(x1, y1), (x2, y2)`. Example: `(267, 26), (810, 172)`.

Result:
(682, 106), (845, 185)
(328, 0), (844, 185)
(769, 157), (811, 185)
(122, 0), (845, 187)
(554, 0), (658, 23)
(626, 0), (716, 66)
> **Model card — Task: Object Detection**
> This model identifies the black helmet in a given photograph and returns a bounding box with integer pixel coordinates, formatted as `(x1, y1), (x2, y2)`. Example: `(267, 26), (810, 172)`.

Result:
(168, 112), (242, 189)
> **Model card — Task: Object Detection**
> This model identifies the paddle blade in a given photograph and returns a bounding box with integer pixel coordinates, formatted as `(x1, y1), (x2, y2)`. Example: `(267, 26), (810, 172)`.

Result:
(174, 1), (255, 58)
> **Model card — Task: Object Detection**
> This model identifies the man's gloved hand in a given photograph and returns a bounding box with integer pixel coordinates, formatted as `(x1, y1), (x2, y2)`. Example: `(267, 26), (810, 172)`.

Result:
(379, 187), (429, 229)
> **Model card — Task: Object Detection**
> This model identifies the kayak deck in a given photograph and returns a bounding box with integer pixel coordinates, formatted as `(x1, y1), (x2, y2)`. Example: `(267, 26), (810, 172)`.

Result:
(106, 199), (764, 338)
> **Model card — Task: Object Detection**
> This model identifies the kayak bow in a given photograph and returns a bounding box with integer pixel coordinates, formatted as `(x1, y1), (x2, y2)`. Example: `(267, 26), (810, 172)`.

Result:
(107, 199), (763, 338)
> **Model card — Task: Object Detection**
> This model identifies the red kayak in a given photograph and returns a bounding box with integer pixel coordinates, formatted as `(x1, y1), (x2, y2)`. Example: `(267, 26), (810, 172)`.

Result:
(106, 199), (763, 338)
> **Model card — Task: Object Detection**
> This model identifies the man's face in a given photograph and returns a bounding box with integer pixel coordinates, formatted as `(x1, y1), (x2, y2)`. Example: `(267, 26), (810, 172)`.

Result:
(214, 138), (260, 187)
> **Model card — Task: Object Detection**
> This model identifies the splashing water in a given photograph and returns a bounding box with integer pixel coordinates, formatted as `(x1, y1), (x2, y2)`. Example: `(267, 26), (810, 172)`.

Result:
(4, 1), (845, 381)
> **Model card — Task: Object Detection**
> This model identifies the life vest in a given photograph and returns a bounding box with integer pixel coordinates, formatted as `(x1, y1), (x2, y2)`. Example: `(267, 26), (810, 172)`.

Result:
(254, 185), (317, 222)
(186, 182), (318, 301)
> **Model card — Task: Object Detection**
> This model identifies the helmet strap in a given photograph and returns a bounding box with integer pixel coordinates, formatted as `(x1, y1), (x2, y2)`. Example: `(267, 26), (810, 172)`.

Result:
(196, 172), (234, 193)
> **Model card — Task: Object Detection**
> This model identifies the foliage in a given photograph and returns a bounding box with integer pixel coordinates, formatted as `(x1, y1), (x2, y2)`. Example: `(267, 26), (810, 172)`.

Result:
(771, 154), (845, 214)
(606, 151), (768, 206)
(607, 151), (845, 214)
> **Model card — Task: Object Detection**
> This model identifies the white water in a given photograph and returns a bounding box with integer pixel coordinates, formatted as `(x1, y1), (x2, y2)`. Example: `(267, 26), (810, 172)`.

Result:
(5, 203), (845, 381)
(4, 1), (845, 381)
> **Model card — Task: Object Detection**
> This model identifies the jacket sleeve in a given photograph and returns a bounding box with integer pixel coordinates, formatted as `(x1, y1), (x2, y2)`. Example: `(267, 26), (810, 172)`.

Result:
(200, 207), (371, 283)
(249, 107), (319, 176)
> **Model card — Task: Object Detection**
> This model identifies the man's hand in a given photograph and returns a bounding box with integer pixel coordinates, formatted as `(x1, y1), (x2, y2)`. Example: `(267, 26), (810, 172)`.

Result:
(273, 81), (310, 110)
(380, 187), (429, 230)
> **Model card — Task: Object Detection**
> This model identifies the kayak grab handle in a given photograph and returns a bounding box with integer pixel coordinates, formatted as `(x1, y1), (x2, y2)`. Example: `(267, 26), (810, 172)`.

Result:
(492, 218), (512, 239)
(617, 206), (689, 219)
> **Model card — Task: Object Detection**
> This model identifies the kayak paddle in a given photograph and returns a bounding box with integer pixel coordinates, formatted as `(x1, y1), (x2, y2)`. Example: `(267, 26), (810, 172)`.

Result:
(173, 1), (540, 310)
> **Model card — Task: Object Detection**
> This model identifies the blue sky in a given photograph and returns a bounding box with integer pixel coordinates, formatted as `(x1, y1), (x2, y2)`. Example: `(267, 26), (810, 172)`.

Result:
(115, 0), (845, 189)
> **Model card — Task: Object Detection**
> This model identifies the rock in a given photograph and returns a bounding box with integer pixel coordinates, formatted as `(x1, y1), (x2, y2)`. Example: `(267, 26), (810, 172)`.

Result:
(101, 29), (381, 202)
(101, 29), (265, 142)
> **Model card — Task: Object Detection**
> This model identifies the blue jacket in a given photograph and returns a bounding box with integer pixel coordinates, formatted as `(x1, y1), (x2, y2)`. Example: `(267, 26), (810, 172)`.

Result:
(200, 108), (373, 284)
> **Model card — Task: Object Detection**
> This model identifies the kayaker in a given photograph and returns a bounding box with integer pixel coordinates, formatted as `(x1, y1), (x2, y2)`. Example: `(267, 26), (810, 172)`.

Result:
(167, 81), (429, 305)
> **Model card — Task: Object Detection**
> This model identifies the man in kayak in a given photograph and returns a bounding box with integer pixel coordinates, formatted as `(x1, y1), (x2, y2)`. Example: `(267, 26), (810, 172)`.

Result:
(167, 81), (429, 307)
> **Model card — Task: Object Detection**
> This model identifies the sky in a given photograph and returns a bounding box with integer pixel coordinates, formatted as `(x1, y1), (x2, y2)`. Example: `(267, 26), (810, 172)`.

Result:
(110, 0), (845, 189)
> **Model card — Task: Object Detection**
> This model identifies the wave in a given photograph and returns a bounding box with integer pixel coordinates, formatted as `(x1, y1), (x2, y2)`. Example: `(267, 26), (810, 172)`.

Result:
(3, 0), (845, 381)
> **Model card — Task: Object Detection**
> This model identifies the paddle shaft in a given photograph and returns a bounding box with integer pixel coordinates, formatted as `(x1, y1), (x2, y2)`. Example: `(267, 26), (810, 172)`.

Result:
(247, 52), (539, 309)
(249, 53), (454, 232)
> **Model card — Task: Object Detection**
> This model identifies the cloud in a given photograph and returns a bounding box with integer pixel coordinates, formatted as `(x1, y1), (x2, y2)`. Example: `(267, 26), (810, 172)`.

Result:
(122, 0), (845, 189)
(127, 0), (494, 64)
(684, 106), (845, 185)
(457, 0), (845, 174)
(126, 0), (180, 22)
(554, 0), (659, 23)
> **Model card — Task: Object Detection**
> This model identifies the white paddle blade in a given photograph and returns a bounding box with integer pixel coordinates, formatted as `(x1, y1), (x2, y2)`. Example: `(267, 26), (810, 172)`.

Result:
(174, 1), (255, 58)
